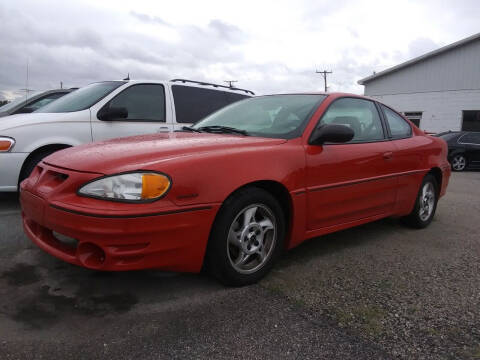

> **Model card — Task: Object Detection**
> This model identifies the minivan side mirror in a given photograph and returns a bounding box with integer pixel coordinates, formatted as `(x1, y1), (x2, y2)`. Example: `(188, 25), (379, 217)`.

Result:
(97, 106), (128, 121)
(309, 124), (355, 145)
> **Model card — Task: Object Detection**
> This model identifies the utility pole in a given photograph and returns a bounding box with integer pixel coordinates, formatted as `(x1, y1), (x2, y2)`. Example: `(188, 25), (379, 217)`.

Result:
(224, 80), (237, 88)
(60, 81), (63, 89)
(315, 69), (332, 92)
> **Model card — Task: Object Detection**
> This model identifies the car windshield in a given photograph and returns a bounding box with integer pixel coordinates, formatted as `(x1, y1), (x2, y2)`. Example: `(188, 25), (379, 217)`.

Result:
(0, 92), (41, 112)
(36, 81), (125, 113)
(191, 94), (326, 139)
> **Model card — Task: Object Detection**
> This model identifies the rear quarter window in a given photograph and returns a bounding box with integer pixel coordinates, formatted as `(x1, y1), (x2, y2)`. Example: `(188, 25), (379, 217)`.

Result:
(172, 85), (249, 124)
(381, 104), (412, 139)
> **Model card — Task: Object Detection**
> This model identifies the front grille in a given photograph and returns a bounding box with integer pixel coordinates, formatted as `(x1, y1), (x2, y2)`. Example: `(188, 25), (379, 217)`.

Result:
(52, 231), (78, 249)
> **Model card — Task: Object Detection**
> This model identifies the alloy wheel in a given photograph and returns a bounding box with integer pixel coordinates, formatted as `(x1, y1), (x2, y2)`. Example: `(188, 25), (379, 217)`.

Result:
(451, 155), (466, 171)
(227, 204), (277, 274)
(419, 182), (436, 222)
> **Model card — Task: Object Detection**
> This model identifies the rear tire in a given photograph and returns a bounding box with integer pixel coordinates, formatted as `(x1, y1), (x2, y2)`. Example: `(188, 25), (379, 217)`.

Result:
(401, 174), (438, 229)
(451, 154), (467, 171)
(206, 187), (285, 286)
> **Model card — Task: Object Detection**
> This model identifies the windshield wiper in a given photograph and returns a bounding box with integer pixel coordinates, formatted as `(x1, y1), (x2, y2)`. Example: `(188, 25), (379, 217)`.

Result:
(196, 125), (248, 136)
(176, 126), (202, 133)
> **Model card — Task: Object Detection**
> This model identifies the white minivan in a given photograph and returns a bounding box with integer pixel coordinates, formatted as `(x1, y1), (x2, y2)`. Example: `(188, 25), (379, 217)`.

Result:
(0, 79), (253, 191)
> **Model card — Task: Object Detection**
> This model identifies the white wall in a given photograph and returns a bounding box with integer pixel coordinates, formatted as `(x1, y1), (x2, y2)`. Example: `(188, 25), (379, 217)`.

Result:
(371, 89), (480, 132)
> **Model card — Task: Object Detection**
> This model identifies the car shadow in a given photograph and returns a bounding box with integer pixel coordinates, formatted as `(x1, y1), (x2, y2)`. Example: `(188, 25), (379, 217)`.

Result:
(275, 217), (404, 269)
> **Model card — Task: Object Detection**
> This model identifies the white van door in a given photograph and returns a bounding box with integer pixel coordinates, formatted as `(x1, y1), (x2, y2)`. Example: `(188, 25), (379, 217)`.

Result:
(90, 83), (173, 141)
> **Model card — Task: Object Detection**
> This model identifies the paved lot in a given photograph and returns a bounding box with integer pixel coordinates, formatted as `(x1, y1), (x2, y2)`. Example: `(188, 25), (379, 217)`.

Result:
(0, 171), (479, 359)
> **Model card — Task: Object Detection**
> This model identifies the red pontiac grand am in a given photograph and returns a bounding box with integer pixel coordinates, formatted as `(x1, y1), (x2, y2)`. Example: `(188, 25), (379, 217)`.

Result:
(20, 93), (451, 286)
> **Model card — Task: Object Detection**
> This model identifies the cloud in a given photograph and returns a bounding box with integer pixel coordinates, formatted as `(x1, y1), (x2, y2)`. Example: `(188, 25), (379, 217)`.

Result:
(129, 11), (170, 26)
(0, 0), (478, 101)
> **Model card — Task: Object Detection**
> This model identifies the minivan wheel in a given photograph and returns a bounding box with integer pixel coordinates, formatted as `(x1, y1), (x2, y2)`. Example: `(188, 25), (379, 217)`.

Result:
(19, 151), (54, 185)
(402, 174), (438, 229)
(451, 154), (467, 171)
(206, 187), (285, 286)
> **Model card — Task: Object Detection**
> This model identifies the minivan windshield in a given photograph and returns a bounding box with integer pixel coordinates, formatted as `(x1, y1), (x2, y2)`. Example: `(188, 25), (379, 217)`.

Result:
(37, 81), (125, 113)
(0, 92), (41, 112)
(191, 94), (326, 139)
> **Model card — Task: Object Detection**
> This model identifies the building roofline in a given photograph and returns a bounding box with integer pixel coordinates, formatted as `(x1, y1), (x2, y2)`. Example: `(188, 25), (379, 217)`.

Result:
(358, 32), (480, 85)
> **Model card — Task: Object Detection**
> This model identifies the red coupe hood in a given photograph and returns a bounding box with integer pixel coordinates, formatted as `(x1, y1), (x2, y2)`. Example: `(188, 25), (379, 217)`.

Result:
(44, 132), (287, 173)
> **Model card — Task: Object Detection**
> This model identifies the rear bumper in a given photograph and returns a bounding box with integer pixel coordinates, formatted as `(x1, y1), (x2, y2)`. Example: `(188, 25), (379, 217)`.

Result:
(0, 152), (29, 191)
(21, 189), (220, 272)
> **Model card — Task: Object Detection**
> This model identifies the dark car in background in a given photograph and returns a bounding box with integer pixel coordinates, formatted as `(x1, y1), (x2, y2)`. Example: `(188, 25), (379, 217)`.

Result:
(437, 131), (480, 171)
(0, 89), (76, 117)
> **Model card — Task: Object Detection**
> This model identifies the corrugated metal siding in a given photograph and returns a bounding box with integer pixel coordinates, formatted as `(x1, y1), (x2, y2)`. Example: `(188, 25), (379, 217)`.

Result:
(364, 38), (480, 96)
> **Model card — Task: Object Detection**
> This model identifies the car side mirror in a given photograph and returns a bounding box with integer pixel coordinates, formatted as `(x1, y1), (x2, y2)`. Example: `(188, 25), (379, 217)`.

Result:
(98, 106), (128, 121)
(309, 124), (355, 145)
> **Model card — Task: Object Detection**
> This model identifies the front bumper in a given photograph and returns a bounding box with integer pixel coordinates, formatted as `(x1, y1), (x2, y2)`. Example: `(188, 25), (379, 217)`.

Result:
(0, 152), (29, 191)
(20, 163), (220, 272)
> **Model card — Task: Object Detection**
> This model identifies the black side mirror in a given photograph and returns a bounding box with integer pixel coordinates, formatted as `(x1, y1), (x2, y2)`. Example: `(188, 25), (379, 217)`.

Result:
(309, 124), (354, 145)
(98, 106), (128, 121)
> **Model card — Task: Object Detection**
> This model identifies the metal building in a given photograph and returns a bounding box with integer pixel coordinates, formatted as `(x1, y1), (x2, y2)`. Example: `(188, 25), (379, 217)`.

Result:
(358, 33), (480, 132)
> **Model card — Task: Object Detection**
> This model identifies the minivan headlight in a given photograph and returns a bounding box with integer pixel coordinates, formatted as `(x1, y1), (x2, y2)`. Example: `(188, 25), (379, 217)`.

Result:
(78, 172), (171, 202)
(0, 137), (15, 152)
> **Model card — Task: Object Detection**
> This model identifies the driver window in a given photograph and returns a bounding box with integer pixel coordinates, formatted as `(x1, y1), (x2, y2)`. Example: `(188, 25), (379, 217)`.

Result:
(319, 98), (385, 142)
(108, 84), (165, 122)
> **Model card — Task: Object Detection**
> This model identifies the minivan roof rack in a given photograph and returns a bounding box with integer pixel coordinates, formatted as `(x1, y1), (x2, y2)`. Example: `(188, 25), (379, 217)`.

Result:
(170, 79), (255, 95)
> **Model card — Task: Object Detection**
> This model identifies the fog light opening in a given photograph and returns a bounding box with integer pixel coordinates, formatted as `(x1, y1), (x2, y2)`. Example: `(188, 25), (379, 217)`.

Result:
(77, 242), (106, 269)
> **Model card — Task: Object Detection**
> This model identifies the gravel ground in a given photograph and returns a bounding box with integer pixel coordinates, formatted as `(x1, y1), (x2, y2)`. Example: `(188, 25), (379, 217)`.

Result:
(0, 171), (479, 359)
(261, 171), (480, 359)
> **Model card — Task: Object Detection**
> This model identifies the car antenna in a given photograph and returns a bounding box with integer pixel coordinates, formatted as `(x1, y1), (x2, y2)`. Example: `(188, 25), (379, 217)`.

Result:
(123, 73), (130, 81)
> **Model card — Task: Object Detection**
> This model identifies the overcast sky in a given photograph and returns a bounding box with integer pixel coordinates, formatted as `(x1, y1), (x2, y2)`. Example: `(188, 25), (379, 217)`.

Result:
(1, 0), (479, 100)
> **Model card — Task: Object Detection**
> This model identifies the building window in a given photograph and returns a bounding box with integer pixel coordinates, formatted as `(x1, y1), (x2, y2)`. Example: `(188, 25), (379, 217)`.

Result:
(462, 110), (480, 131)
(403, 112), (422, 127)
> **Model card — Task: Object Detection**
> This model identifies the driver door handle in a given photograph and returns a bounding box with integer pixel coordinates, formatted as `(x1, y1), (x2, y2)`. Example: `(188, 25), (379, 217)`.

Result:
(158, 126), (169, 132)
(383, 151), (393, 160)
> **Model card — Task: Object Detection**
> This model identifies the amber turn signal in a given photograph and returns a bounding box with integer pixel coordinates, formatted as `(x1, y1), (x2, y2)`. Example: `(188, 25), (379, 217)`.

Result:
(141, 173), (171, 199)
(0, 137), (15, 152)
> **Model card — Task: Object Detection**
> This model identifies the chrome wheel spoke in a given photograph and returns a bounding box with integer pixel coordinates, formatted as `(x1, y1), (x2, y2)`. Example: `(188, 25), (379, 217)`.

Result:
(228, 229), (242, 246)
(235, 252), (251, 266)
(243, 207), (257, 226)
(259, 218), (274, 232)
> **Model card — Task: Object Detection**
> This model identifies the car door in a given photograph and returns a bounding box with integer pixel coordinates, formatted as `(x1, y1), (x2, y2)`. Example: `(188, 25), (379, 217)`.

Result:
(459, 132), (480, 167)
(305, 97), (397, 230)
(379, 104), (424, 212)
(91, 83), (173, 141)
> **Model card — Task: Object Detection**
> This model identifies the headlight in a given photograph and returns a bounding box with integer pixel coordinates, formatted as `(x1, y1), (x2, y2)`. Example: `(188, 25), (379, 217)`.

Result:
(0, 137), (15, 152)
(78, 172), (171, 202)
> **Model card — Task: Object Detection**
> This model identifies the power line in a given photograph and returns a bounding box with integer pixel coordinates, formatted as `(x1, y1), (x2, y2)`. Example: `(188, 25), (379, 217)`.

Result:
(315, 69), (332, 92)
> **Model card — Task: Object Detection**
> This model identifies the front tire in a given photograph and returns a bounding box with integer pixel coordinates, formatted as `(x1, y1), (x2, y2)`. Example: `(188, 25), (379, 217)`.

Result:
(206, 187), (285, 286)
(402, 174), (438, 229)
(451, 154), (467, 171)
(19, 151), (52, 185)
